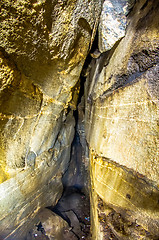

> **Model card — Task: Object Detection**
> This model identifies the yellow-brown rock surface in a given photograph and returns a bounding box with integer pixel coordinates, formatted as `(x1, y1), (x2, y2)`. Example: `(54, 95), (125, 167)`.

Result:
(85, 0), (159, 238)
(0, 0), (103, 239)
(90, 154), (159, 239)
(0, 0), (159, 239)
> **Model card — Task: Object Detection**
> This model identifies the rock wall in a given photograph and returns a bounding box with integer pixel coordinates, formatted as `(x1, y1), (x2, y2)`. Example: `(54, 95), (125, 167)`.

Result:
(85, 0), (159, 239)
(0, 0), (159, 239)
(0, 0), (102, 239)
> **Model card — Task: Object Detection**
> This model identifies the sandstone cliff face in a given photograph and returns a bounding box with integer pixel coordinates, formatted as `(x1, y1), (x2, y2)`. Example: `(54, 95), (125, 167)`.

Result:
(85, 0), (159, 238)
(0, 0), (159, 239)
(0, 0), (102, 239)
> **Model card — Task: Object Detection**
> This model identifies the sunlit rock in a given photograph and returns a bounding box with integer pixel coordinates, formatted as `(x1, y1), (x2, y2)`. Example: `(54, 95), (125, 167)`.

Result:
(0, 0), (102, 239)
(0, 0), (159, 239)
(85, 0), (159, 238)
(90, 154), (159, 239)
(86, 0), (159, 184)
(98, 0), (136, 52)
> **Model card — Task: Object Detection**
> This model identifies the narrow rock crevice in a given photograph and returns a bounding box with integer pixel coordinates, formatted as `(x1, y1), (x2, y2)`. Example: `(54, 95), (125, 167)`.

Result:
(32, 58), (93, 240)
(48, 74), (91, 240)
(0, 0), (159, 239)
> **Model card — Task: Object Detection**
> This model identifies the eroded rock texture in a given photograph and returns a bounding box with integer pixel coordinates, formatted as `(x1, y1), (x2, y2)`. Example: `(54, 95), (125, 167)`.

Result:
(0, 0), (102, 239)
(85, 0), (159, 239)
(0, 0), (159, 239)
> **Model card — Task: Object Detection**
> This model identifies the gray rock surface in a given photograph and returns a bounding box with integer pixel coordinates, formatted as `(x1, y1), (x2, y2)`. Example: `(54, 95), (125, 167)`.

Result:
(98, 0), (136, 52)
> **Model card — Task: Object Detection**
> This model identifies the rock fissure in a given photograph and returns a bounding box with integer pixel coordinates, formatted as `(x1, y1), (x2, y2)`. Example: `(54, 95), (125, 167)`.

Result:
(0, 0), (159, 239)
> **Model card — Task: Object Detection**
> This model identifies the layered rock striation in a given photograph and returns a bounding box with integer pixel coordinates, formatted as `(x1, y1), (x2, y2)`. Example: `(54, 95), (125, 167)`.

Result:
(0, 0), (102, 239)
(0, 0), (159, 239)
(85, 0), (159, 238)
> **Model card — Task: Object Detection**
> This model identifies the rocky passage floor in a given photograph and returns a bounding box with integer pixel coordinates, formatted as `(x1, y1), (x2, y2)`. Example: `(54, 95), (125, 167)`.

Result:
(26, 187), (91, 240)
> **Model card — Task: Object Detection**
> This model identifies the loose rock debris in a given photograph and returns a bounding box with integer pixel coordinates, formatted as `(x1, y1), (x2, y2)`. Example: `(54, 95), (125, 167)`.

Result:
(26, 187), (91, 240)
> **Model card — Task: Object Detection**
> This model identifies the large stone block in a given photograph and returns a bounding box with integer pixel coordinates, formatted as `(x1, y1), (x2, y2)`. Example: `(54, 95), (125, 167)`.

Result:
(86, 0), (159, 238)
(86, 77), (159, 183)
(90, 154), (159, 239)
(0, 0), (103, 238)
(86, 0), (159, 184)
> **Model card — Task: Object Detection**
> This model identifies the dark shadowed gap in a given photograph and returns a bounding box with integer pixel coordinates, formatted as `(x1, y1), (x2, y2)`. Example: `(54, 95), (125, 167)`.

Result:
(32, 31), (101, 240)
